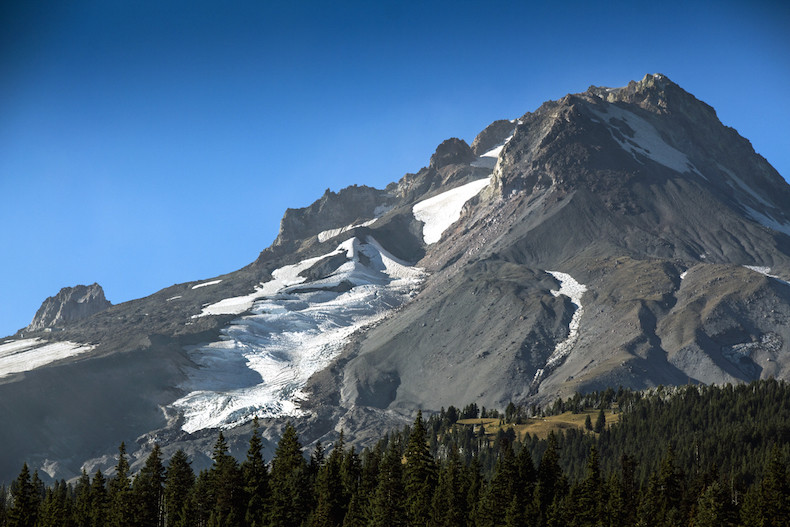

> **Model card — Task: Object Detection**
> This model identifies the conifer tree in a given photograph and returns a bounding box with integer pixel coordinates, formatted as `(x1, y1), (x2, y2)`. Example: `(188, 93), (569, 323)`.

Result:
(403, 410), (436, 526)
(478, 443), (518, 527)
(341, 489), (366, 527)
(164, 449), (195, 527)
(536, 432), (563, 518)
(108, 442), (133, 527)
(38, 479), (73, 527)
(73, 469), (93, 527)
(133, 444), (166, 527)
(90, 469), (109, 527)
(430, 446), (467, 527)
(368, 439), (406, 527)
(594, 409), (606, 433)
(6, 463), (38, 527)
(208, 431), (244, 526)
(310, 437), (346, 527)
(267, 422), (310, 527)
(177, 469), (211, 527)
(241, 417), (269, 527)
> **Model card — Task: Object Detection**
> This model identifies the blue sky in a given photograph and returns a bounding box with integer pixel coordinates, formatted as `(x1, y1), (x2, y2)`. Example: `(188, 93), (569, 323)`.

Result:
(1, 0), (788, 337)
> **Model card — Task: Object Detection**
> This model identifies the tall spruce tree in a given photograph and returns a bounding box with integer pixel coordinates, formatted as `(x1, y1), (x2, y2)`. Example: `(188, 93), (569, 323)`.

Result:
(241, 417), (269, 527)
(163, 449), (195, 527)
(368, 439), (406, 527)
(6, 463), (38, 527)
(208, 431), (244, 526)
(108, 442), (133, 527)
(403, 410), (436, 526)
(267, 422), (310, 527)
(90, 469), (109, 527)
(133, 444), (166, 527)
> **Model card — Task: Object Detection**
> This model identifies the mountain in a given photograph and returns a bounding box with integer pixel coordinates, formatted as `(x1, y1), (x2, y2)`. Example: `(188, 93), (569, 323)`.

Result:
(1, 74), (789, 483)
(26, 283), (111, 332)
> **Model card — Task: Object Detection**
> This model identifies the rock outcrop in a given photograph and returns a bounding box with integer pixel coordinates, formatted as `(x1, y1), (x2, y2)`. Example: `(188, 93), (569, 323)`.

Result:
(27, 283), (111, 331)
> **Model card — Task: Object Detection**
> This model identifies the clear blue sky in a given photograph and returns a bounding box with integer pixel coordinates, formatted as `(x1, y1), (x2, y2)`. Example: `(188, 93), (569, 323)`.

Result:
(1, 0), (788, 337)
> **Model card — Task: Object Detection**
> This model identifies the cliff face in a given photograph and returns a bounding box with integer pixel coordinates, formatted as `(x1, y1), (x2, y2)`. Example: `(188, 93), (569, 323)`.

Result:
(27, 283), (111, 331)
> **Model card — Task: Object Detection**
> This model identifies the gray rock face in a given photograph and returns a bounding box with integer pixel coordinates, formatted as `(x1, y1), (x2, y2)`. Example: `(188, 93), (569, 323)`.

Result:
(27, 284), (111, 331)
(429, 138), (476, 169)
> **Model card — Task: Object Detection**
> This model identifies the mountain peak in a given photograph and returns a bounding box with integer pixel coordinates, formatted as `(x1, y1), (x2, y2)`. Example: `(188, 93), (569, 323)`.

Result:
(27, 283), (111, 332)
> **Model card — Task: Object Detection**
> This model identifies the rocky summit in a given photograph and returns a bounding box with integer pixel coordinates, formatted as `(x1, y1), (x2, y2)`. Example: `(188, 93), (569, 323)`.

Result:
(1, 74), (789, 483)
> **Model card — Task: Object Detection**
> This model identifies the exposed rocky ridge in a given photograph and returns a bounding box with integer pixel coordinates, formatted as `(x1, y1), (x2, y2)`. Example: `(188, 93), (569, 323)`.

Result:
(27, 283), (111, 331)
(2, 74), (790, 484)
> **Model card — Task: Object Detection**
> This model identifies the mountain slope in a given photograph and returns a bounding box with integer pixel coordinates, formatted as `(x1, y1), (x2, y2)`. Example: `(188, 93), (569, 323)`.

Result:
(1, 74), (789, 482)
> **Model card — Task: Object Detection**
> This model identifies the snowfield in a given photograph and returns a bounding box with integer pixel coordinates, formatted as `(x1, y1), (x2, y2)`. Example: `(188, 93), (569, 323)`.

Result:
(412, 177), (491, 244)
(317, 218), (377, 243)
(471, 133), (515, 170)
(0, 338), (94, 378)
(743, 265), (790, 287)
(591, 104), (703, 177)
(532, 271), (587, 386)
(172, 235), (424, 432)
(192, 279), (223, 290)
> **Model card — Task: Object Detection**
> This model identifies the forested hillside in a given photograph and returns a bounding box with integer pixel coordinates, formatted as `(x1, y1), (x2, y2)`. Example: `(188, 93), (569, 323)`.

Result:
(2, 379), (789, 526)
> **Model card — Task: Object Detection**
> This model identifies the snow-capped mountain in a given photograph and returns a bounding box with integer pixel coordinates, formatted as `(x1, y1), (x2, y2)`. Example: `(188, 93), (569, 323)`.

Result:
(2, 74), (789, 482)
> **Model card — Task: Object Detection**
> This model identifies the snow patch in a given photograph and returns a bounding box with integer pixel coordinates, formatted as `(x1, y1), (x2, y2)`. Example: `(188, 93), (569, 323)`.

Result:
(412, 177), (491, 244)
(743, 266), (790, 287)
(679, 271), (688, 280)
(591, 104), (703, 177)
(471, 133), (515, 169)
(0, 338), (94, 378)
(532, 271), (588, 386)
(744, 206), (790, 237)
(192, 280), (222, 290)
(317, 218), (377, 243)
(167, 295), (182, 302)
(173, 235), (424, 432)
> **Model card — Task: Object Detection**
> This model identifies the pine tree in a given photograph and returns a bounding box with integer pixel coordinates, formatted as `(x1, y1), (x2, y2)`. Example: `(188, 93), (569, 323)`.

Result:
(177, 470), (211, 527)
(208, 431), (244, 526)
(90, 469), (109, 527)
(310, 437), (346, 527)
(37, 479), (73, 527)
(594, 409), (606, 433)
(536, 432), (563, 519)
(267, 423), (310, 527)
(133, 444), (166, 527)
(73, 469), (93, 527)
(241, 417), (269, 527)
(430, 446), (467, 527)
(403, 410), (437, 526)
(758, 445), (790, 526)
(478, 443), (518, 527)
(7, 463), (38, 527)
(108, 443), (133, 527)
(368, 439), (406, 527)
(164, 449), (195, 527)
(574, 445), (602, 526)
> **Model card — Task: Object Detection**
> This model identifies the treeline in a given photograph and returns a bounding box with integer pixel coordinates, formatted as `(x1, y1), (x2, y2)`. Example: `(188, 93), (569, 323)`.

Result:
(1, 379), (790, 526)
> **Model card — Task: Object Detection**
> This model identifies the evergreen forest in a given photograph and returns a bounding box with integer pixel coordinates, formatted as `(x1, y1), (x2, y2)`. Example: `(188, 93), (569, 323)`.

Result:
(2, 379), (789, 526)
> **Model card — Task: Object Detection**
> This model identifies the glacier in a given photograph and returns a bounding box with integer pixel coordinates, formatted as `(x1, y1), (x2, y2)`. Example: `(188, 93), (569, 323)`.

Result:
(171, 235), (424, 432)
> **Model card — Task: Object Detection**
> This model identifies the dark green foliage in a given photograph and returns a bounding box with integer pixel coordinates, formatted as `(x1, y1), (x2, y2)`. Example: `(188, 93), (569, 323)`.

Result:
(108, 443), (133, 527)
(208, 431), (244, 526)
(368, 439), (406, 527)
(594, 408), (606, 433)
(241, 418), (269, 527)
(403, 410), (437, 526)
(268, 422), (310, 527)
(163, 449), (194, 527)
(4, 379), (790, 526)
(7, 463), (38, 527)
(132, 443), (166, 527)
